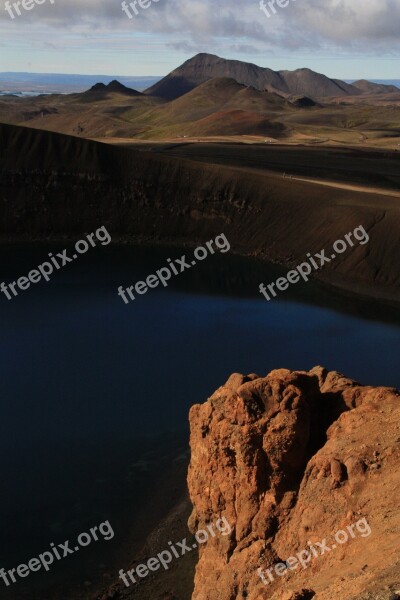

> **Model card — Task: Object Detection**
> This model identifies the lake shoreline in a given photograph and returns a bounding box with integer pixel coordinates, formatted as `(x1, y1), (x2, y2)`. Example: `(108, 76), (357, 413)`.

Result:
(1, 235), (399, 315)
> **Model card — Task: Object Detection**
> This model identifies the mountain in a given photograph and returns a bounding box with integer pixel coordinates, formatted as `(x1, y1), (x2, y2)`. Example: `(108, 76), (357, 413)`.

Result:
(0, 80), (161, 138)
(132, 78), (291, 137)
(84, 79), (143, 97)
(1, 62), (400, 143)
(352, 79), (400, 94)
(145, 53), (361, 100)
(166, 77), (289, 118)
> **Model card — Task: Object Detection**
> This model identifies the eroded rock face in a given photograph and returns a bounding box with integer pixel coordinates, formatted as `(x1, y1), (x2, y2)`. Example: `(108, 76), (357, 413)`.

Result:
(187, 367), (400, 600)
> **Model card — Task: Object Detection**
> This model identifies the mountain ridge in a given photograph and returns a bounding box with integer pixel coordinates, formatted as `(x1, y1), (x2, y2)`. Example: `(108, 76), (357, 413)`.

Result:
(145, 53), (362, 100)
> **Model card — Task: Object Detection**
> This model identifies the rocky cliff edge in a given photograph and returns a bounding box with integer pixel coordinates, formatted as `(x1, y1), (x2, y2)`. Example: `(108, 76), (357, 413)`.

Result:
(188, 367), (400, 600)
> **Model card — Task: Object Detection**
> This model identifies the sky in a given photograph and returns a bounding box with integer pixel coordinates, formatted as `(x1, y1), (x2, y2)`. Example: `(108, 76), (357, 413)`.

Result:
(0, 0), (399, 79)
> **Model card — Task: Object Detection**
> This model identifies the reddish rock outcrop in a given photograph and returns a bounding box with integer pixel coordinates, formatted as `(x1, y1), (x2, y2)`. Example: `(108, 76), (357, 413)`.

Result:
(188, 367), (400, 600)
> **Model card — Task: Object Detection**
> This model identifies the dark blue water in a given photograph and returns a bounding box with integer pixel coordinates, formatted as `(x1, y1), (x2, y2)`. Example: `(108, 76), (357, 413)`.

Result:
(0, 244), (399, 599)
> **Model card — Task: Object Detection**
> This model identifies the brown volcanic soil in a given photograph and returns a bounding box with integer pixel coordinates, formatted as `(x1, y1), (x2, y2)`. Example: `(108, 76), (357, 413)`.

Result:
(181, 109), (287, 137)
(142, 142), (400, 190)
(118, 78), (291, 139)
(187, 367), (400, 600)
(1, 123), (400, 304)
(0, 88), (164, 138)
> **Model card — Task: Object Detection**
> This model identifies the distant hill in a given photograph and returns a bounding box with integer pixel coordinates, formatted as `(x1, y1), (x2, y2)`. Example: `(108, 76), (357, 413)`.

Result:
(145, 53), (361, 100)
(0, 72), (161, 94)
(125, 77), (292, 138)
(1, 61), (400, 144)
(144, 77), (289, 122)
(352, 79), (400, 94)
(84, 80), (143, 97)
(0, 80), (162, 138)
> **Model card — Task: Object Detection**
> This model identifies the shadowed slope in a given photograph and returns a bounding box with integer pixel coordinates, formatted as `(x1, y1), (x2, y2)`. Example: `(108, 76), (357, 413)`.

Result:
(1, 123), (400, 303)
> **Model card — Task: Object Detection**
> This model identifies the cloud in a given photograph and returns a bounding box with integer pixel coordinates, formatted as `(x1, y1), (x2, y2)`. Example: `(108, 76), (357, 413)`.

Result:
(293, 0), (400, 42)
(0, 0), (399, 58)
